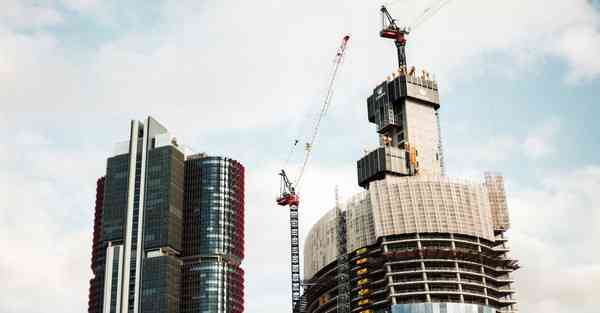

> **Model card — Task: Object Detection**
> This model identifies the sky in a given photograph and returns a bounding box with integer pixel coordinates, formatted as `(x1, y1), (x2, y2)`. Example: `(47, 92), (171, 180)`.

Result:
(0, 0), (599, 312)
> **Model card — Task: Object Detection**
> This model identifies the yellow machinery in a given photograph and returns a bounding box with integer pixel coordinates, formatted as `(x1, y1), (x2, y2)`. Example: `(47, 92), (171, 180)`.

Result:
(356, 247), (368, 255)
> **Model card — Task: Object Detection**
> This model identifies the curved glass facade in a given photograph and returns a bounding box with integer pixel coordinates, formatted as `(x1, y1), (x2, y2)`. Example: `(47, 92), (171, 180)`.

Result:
(392, 303), (495, 313)
(196, 157), (245, 260)
(183, 155), (245, 313)
(183, 261), (244, 313)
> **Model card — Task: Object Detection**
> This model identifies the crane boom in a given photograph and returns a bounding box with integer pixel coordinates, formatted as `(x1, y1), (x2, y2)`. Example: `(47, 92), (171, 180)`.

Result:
(295, 35), (350, 189)
(410, 0), (453, 30)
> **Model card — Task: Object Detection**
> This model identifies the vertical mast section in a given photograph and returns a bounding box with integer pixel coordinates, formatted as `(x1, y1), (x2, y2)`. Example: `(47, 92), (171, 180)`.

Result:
(335, 187), (350, 313)
(277, 170), (302, 313)
(436, 111), (446, 176)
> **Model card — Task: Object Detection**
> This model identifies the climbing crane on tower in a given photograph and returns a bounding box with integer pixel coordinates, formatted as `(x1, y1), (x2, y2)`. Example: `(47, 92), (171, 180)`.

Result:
(277, 34), (350, 313)
(380, 0), (453, 67)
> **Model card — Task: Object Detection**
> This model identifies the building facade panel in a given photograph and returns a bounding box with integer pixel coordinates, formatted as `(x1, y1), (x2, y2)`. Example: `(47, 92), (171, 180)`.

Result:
(404, 99), (442, 176)
(143, 146), (184, 251)
(345, 191), (376, 253)
(140, 255), (181, 313)
(485, 173), (510, 231)
(103, 154), (130, 242)
(304, 208), (339, 280)
(369, 176), (495, 241)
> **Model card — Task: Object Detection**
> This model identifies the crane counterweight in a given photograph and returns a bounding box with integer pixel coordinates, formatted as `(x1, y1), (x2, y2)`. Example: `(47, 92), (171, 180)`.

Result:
(277, 194), (300, 207)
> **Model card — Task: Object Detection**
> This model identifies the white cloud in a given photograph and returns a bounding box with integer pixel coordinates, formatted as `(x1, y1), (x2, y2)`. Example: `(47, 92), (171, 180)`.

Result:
(401, 0), (600, 84)
(60, 0), (101, 13)
(0, 132), (103, 313)
(509, 166), (600, 313)
(0, 1), (64, 30)
(556, 25), (600, 82)
(447, 117), (561, 178)
(522, 117), (560, 159)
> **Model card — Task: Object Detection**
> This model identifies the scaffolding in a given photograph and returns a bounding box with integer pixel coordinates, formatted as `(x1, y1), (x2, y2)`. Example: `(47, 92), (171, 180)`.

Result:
(335, 188), (350, 313)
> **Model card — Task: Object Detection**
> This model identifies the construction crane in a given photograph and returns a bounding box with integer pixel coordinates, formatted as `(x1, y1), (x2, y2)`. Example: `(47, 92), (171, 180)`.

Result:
(380, 0), (453, 67)
(277, 34), (350, 313)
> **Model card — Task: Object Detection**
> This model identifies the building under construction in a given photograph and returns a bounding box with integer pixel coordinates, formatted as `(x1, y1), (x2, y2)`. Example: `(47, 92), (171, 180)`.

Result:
(300, 7), (519, 313)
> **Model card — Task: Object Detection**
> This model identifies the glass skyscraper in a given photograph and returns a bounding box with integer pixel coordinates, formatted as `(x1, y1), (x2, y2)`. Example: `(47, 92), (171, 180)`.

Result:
(87, 117), (245, 313)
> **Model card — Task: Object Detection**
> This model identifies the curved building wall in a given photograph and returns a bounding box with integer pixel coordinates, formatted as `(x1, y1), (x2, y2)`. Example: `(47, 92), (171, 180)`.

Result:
(196, 156), (245, 261)
(303, 175), (517, 313)
(345, 192), (376, 254)
(304, 208), (338, 280)
(370, 176), (495, 240)
(304, 175), (502, 279)
(182, 261), (244, 313)
(183, 155), (245, 313)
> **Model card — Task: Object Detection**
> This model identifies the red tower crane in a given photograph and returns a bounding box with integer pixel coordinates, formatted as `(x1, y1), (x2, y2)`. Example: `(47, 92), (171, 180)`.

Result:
(277, 34), (350, 313)
(380, 0), (453, 67)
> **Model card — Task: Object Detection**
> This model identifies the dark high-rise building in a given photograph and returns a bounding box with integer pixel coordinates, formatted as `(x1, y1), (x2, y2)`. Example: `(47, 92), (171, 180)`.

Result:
(87, 117), (245, 313)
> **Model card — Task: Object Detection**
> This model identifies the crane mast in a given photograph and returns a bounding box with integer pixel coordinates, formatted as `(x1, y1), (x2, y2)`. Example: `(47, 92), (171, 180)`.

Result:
(277, 170), (301, 313)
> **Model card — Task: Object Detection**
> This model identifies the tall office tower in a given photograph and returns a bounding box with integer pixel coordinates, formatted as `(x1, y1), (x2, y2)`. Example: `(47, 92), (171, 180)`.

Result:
(302, 71), (518, 313)
(88, 116), (245, 313)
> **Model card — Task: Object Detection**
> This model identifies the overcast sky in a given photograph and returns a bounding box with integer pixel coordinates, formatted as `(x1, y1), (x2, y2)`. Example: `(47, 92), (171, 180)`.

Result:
(1, 0), (599, 312)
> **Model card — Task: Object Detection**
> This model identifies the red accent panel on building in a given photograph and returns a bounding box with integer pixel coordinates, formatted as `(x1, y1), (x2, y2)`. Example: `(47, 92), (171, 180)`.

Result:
(88, 177), (105, 313)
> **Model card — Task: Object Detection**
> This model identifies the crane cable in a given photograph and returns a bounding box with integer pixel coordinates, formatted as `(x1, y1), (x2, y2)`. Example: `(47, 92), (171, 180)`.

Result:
(410, 0), (453, 31)
(294, 35), (350, 190)
(381, 0), (454, 32)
